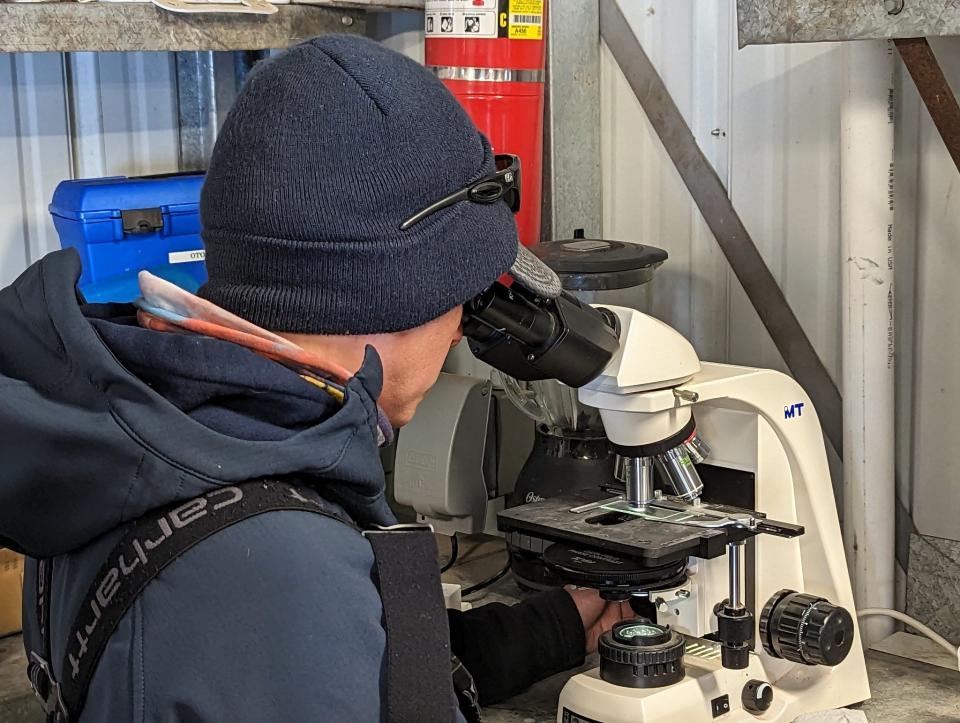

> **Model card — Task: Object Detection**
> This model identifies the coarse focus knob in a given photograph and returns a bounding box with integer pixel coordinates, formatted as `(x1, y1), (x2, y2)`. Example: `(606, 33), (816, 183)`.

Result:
(742, 679), (773, 714)
(759, 589), (855, 666)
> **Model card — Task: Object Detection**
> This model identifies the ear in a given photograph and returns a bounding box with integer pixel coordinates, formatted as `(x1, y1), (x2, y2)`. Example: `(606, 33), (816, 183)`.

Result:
(353, 344), (384, 399)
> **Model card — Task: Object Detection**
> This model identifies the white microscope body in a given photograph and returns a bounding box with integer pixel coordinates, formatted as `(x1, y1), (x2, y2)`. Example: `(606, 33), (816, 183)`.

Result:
(558, 306), (871, 723)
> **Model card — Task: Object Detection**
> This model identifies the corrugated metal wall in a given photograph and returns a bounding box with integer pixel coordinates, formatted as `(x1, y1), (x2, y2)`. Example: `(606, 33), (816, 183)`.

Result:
(600, 1), (960, 550)
(602, 0), (845, 384)
(897, 37), (960, 544)
(0, 52), (181, 288)
(601, 1), (733, 363)
(603, 2), (960, 637)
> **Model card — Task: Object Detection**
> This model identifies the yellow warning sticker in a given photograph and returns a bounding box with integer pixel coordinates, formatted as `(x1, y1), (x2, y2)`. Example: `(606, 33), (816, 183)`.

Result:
(508, 0), (543, 39)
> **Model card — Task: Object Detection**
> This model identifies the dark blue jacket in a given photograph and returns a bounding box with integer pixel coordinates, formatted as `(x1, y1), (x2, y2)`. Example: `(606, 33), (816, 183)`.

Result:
(0, 250), (584, 722)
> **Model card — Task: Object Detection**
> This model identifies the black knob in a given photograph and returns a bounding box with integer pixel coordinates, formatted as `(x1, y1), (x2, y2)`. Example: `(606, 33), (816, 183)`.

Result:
(759, 589), (855, 666)
(742, 679), (773, 714)
(599, 619), (685, 689)
(715, 602), (754, 671)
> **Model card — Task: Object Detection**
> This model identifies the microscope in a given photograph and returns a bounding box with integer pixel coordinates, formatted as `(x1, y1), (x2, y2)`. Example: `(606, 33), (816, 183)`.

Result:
(454, 275), (871, 722)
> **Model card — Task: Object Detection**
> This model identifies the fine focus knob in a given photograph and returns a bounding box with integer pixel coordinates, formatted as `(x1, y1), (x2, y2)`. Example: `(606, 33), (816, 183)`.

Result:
(759, 589), (855, 666)
(599, 619), (685, 689)
(742, 679), (773, 714)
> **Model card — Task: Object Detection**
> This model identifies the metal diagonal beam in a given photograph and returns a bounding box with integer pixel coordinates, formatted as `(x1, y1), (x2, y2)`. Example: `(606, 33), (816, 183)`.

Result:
(895, 38), (960, 175)
(599, 0), (843, 457)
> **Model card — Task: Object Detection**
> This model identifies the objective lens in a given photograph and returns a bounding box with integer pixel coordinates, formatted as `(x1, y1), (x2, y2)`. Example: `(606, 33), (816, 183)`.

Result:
(657, 446), (704, 501)
(613, 455), (626, 483)
(616, 456), (655, 508)
(684, 433), (711, 464)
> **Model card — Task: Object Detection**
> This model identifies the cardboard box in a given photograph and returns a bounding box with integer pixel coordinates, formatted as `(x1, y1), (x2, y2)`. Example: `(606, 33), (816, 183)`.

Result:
(0, 548), (24, 637)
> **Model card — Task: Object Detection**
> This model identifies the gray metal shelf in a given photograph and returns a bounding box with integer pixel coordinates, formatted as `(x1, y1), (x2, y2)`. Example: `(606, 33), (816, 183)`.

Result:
(737, 0), (960, 46)
(0, 1), (422, 53)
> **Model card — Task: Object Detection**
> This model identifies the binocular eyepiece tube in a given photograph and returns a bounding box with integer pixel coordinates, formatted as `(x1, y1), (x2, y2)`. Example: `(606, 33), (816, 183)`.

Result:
(462, 282), (621, 388)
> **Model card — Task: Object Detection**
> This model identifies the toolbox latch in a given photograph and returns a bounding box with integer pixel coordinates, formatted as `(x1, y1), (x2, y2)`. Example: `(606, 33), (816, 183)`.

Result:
(121, 208), (164, 235)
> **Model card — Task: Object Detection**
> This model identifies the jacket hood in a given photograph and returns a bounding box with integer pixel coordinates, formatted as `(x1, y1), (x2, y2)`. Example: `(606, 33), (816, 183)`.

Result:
(0, 249), (394, 558)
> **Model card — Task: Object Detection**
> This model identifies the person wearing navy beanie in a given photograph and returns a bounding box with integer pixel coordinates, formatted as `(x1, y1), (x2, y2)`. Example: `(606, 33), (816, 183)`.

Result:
(4, 35), (630, 723)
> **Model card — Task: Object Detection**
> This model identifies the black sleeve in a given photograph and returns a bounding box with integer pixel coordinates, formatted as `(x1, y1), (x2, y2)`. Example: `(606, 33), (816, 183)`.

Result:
(447, 588), (585, 706)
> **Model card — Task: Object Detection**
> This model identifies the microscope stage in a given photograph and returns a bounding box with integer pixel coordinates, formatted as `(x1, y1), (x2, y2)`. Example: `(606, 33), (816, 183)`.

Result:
(498, 489), (737, 567)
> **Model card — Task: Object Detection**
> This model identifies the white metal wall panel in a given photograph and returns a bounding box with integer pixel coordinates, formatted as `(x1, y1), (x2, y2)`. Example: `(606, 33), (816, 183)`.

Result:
(0, 53), (72, 285)
(601, 6), (959, 545)
(903, 37), (960, 542)
(602, 1), (845, 387)
(0, 51), (180, 289)
(70, 52), (180, 178)
(0, 56), (31, 288)
(601, 0), (732, 362)
(726, 40), (845, 384)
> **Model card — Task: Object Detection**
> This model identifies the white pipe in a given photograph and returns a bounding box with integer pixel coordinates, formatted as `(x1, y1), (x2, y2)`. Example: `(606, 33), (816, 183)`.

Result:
(840, 40), (897, 647)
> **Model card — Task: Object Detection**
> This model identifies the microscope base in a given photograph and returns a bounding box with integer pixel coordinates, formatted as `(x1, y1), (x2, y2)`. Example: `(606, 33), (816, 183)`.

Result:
(558, 645), (870, 723)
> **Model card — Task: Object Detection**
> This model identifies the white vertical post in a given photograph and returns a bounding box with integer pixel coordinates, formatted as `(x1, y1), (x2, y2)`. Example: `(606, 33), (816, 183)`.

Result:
(840, 40), (896, 647)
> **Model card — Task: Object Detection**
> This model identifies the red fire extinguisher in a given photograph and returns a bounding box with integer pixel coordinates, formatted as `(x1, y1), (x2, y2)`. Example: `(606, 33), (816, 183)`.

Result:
(424, 0), (547, 247)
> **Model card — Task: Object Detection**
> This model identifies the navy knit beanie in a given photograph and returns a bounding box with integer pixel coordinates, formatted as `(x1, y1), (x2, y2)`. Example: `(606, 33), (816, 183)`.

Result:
(198, 34), (520, 334)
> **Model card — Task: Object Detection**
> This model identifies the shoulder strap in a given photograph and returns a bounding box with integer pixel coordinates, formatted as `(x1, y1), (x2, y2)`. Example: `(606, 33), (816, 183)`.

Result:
(28, 480), (459, 723)
(365, 525), (459, 722)
(27, 558), (63, 722)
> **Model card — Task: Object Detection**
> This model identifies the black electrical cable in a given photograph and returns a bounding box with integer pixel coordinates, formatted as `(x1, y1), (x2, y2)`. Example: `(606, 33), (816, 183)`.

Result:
(461, 554), (511, 596)
(440, 533), (459, 573)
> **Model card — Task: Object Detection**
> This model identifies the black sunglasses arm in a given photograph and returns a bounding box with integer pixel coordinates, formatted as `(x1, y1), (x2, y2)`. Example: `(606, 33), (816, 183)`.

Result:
(400, 188), (470, 230)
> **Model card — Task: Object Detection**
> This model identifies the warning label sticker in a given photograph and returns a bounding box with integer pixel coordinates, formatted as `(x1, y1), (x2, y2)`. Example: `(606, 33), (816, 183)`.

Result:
(425, 0), (499, 38)
(507, 0), (543, 39)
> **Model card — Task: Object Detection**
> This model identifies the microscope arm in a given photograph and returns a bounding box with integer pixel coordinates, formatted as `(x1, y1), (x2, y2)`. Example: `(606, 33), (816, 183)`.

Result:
(584, 363), (859, 624)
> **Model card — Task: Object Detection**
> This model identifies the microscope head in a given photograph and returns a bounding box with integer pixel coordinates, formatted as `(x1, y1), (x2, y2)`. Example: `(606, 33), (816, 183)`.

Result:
(582, 306), (701, 397)
(580, 306), (708, 503)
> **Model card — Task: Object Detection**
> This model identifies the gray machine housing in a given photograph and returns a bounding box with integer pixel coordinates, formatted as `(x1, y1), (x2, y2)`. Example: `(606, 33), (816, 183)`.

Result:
(392, 372), (533, 535)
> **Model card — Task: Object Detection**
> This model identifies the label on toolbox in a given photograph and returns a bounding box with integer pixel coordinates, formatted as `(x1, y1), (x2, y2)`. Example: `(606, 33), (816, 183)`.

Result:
(168, 249), (206, 264)
(425, 0), (543, 40)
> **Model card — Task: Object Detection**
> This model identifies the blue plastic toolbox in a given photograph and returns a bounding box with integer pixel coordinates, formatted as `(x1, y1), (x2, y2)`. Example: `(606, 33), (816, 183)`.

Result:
(49, 172), (207, 303)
